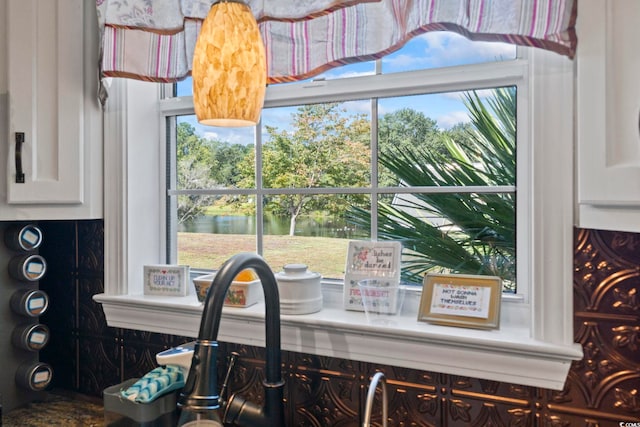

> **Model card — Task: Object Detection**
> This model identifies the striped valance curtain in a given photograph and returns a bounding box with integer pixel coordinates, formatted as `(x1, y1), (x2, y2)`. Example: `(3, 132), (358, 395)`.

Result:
(97, 0), (577, 85)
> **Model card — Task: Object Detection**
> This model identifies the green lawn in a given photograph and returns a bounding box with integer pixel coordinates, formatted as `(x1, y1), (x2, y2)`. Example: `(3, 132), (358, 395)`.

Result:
(178, 232), (351, 278)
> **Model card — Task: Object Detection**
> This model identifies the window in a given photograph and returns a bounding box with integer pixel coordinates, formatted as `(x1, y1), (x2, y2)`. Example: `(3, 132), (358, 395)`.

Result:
(167, 34), (519, 292)
(96, 35), (582, 390)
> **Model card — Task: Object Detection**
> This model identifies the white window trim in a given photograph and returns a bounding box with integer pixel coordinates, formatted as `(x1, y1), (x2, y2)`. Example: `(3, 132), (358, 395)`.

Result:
(95, 47), (582, 391)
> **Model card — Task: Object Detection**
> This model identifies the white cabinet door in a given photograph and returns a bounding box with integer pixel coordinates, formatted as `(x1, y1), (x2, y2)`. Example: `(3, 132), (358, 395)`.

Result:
(1, 0), (102, 220)
(576, 0), (640, 232)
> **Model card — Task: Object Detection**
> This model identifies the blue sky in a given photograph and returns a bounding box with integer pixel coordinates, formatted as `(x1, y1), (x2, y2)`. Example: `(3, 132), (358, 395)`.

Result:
(177, 31), (515, 145)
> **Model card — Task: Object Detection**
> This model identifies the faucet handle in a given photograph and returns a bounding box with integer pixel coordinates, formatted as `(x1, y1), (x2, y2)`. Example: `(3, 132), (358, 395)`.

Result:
(220, 351), (240, 402)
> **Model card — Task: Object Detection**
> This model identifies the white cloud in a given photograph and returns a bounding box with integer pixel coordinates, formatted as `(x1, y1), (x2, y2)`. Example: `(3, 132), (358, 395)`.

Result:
(437, 111), (471, 129)
(343, 99), (371, 114)
(383, 53), (429, 70)
(417, 31), (516, 67)
(198, 126), (255, 145)
(202, 131), (220, 140)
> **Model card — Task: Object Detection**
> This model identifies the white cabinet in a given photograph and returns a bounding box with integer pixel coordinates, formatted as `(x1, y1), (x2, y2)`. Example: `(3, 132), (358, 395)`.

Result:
(0, 0), (102, 220)
(576, 0), (640, 232)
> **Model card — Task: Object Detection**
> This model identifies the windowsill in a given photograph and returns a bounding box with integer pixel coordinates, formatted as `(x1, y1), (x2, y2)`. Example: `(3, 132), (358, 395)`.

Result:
(94, 282), (582, 390)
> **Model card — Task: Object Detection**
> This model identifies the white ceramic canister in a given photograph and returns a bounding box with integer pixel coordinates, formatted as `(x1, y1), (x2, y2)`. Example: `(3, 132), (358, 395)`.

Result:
(275, 264), (322, 315)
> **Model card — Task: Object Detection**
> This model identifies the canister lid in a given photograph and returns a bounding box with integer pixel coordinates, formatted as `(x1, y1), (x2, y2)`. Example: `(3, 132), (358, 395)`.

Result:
(4, 224), (43, 252)
(9, 254), (47, 282)
(12, 323), (50, 351)
(15, 362), (53, 391)
(11, 288), (50, 317)
(276, 264), (321, 282)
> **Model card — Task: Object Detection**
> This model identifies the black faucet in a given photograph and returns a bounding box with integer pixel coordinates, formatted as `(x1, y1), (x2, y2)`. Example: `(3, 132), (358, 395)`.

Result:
(177, 253), (286, 427)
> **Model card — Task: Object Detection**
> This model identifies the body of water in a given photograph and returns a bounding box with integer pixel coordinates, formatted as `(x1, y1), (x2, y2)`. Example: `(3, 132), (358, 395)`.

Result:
(179, 214), (363, 239)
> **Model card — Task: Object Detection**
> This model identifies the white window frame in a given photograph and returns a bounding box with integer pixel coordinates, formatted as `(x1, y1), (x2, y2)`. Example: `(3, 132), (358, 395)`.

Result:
(95, 47), (582, 390)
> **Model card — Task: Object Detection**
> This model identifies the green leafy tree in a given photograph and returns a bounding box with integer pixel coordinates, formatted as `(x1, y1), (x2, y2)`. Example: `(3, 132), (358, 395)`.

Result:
(377, 108), (450, 190)
(349, 87), (516, 288)
(176, 122), (256, 222)
(178, 122), (211, 162)
(239, 103), (370, 235)
(210, 142), (253, 186)
(378, 109), (446, 153)
(443, 122), (476, 149)
(177, 157), (219, 223)
(176, 122), (218, 223)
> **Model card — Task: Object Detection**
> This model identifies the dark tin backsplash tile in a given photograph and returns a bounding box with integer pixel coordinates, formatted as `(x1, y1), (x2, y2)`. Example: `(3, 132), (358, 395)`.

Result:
(37, 221), (640, 426)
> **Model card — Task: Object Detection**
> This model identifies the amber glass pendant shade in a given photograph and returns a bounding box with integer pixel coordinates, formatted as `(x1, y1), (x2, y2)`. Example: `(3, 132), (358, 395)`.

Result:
(192, 1), (266, 127)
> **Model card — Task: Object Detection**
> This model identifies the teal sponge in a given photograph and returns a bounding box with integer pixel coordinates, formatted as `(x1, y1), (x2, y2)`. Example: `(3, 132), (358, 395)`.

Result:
(120, 365), (185, 403)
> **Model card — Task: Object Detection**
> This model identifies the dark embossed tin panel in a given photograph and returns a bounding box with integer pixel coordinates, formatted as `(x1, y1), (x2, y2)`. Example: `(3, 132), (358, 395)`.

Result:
(37, 222), (640, 426)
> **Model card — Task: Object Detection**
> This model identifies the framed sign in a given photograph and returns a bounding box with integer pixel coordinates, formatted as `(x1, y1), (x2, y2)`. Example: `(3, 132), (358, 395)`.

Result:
(144, 264), (190, 296)
(418, 273), (502, 329)
(343, 241), (402, 311)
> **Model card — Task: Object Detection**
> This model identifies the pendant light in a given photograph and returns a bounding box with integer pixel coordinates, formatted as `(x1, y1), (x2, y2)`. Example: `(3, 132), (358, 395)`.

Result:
(192, 0), (266, 127)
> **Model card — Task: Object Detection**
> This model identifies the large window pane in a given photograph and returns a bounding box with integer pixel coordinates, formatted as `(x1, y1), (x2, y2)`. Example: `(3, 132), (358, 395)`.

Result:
(261, 194), (370, 280)
(376, 192), (516, 291)
(177, 198), (257, 270)
(378, 88), (516, 189)
(176, 116), (256, 191)
(261, 103), (372, 190)
(374, 87), (517, 290)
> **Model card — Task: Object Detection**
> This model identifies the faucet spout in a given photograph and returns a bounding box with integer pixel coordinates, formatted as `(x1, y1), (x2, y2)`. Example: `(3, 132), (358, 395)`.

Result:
(178, 253), (286, 427)
(363, 372), (388, 427)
